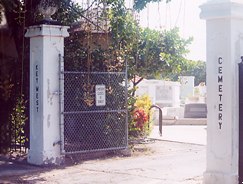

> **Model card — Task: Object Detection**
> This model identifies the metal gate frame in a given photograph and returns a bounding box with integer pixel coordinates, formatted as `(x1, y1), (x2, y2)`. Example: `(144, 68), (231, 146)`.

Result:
(59, 60), (128, 155)
(239, 58), (243, 183)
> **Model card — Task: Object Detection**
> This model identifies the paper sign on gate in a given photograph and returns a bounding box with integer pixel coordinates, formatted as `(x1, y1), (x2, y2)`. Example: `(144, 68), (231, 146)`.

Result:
(95, 85), (106, 106)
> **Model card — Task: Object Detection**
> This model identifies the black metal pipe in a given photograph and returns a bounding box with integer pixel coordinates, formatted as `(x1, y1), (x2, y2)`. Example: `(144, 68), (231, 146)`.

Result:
(150, 105), (163, 136)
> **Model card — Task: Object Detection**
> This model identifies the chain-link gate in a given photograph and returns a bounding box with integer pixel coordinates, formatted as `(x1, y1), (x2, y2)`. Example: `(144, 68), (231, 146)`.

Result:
(60, 69), (128, 154)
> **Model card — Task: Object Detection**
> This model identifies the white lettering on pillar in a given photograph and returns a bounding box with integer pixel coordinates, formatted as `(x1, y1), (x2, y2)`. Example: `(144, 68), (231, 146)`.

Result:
(218, 57), (223, 129)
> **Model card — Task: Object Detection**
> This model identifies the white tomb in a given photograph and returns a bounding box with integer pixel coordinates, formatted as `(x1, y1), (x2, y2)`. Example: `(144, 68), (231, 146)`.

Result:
(136, 79), (180, 107)
(179, 76), (195, 101)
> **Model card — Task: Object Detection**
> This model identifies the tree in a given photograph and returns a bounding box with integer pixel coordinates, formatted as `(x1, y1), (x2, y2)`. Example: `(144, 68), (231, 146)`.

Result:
(0, 0), (84, 152)
(166, 60), (206, 86)
(0, 0), (191, 100)
(0, 0), (192, 147)
(108, 9), (192, 93)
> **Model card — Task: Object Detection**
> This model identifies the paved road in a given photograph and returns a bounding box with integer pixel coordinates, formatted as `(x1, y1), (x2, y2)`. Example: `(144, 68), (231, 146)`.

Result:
(0, 125), (206, 184)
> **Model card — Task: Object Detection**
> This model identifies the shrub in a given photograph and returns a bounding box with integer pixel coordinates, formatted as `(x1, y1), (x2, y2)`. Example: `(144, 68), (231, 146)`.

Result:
(128, 94), (153, 138)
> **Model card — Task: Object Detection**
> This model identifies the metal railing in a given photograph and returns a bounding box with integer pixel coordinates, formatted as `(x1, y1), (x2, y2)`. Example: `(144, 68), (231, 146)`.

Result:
(150, 105), (163, 136)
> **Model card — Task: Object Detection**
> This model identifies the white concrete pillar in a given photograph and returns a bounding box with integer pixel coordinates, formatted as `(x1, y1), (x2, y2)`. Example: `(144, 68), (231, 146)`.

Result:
(25, 24), (69, 165)
(200, 1), (243, 183)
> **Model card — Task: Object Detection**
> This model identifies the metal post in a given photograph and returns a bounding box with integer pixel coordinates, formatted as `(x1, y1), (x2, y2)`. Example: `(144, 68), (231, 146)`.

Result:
(150, 105), (163, 136)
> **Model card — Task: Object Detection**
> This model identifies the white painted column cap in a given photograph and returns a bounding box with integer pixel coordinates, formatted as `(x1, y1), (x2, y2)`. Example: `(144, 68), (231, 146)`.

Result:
(200, 1), (243, 20)
(25, 24), (69, 38)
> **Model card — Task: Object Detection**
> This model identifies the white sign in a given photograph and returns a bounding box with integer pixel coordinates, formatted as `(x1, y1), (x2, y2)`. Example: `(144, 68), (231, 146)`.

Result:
(95, 85), (106, 106)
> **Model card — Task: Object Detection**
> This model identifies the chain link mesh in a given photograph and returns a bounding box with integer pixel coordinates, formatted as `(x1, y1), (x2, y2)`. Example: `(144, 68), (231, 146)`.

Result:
(62, 71), (128, 154)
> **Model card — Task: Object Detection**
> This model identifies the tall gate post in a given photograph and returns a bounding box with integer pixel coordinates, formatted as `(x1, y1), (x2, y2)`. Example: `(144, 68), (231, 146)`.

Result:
(200, 1), (243, 183)
(25, 24), (69, 165)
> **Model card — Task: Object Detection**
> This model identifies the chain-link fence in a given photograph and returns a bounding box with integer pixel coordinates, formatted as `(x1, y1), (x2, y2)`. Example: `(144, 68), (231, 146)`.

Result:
(62, 71), (128, 154)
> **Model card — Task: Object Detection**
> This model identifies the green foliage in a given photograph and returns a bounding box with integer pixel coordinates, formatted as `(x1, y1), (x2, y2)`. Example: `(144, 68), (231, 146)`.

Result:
(135, 28), (191, 79)
(0, 77), (14, 101)
(11, 95), (28, 147)
(130, 28), (168, 79)
(182, 60), (206, 86)
(158, 28), (192, 77)
(0, 0), (82, 24)
(166, 60), (206, 86)
(133, 0), (171, 11)
(108, 4), (192, 89)
(52, 0), (83, 25)
(1, 0), (191, 85)
(0, 0), (194, 150)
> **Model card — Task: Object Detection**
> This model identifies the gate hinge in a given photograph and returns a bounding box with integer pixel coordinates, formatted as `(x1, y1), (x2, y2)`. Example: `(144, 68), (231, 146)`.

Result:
(53, 140), (62, 146)
(52, 91), (62, 96)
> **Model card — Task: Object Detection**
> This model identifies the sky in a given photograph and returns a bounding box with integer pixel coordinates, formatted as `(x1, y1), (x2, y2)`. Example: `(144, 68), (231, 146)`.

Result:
(75, 0), (207, 61)
(138, 0), (207, 61)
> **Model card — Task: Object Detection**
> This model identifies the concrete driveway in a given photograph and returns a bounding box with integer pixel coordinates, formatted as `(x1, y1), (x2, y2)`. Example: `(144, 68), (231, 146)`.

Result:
(0, 125), (206, 184)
